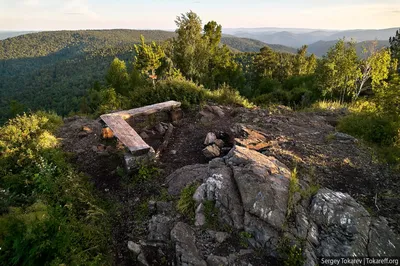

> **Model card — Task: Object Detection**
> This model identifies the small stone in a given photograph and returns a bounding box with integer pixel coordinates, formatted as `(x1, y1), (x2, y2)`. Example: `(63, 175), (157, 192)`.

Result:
(239, 249), (253, 255)
(82, 126), (92, 133)
(207, 255), (229, 266)
(76, 149), (85, 154)
(204, 132), (217, 145)
(199, 110), (216, 122)
(214, 139), (224, 148)
(170, 150), (177, 155)
(195, 203), (206, 227)
(148, 215), (173, 242)
(102, 127), (114, 139)
(106, 146), (113, 152)
(148, 200), (156, 214)
(155, 123), (166, 135)
(193, 183), (207, 203)
(202, 144), (220, 159)
(140, 132), (149, 139)
(333, 132), (358, 143)
(127, 241), (141, 254)
(78, 131), (88, 138)
(215, 232), (229, 243)
(211, 106), (225, 117)
(97, 144), (106, 152)
(91, 146), (98, 152)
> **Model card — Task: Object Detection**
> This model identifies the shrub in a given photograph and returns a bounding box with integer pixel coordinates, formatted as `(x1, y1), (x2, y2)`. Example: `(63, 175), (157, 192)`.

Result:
(129, 78), (206, 109)
(349, 99), (378, 114)
(134, 163), (160, 183)
(283, 75), (316, 92)
(307, 100), (347, 112)
(239, 231), (253, 248)
(253, 89), (290, 106)
(338, 113), (398, 146)
(177, 183), (199, 220)
(0, 112), (110, 265)
(206, 84), (254, 108)
(289, 87), (315, 108)
(203, 200), (219, 229)
(254, 78), (282, 97)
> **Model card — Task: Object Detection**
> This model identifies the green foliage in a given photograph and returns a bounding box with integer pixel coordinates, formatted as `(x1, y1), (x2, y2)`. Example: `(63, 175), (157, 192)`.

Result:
(172, 12), (243, 89)
(129, 78), (206, 109)
(316, 39), (361, 103)
(389, 29), (400, 62)
(239, 231), (253, 248)
(106, 58), (129, 95)
(173, 11), (209, 83)
(9, 100), (26, 118)
(284, 245), (305, 266)
(253, 89), (290, 106)
(177, 183), (199, 220)
(134, 35), (165, 80)
(203, 200), (219, 229)
(374, 74), (400, 116)
(134, 201), (150, 222)
(278, 237), (305, 266)
(307, 100), (347, 112)
(206, 84), (254, 108)
(134, 163), (160, 183)
(82, 87), (128, 116)
(338, 113), (398, 146)
(0, 112), (110, 265)
(286, 168), (300, 219)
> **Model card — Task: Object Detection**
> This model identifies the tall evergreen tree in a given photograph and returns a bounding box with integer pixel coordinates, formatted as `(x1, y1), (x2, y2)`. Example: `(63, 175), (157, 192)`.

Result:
(389, 29), (400, 63)
(173, 11), (209, 82)
(106, 58), (129, 95)
(253, 46), (278, 80)
(134, 35), (165, 85)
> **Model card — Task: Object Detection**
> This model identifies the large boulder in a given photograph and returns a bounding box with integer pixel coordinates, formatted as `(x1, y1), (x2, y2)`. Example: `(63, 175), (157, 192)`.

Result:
(165, 164), (208, 196)
(196, 146), (291, 249)
(163, 145), (400, 263)
(310, 188), (400, 258)
(147, 215), (173, 242)
(171, 222), (207, 266)
(226, 145), (291, 229)
(203, 158), (244, 229)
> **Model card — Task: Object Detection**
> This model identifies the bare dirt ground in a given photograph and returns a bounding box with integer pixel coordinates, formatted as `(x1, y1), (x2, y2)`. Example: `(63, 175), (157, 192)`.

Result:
(57, 104), (400, 265)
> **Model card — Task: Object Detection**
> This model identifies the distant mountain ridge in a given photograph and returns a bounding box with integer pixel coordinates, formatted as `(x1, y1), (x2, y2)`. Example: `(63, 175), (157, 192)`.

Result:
(224, 27), (399, 48)
(0, 31), (36, 40)
(307, 40), (390, 57)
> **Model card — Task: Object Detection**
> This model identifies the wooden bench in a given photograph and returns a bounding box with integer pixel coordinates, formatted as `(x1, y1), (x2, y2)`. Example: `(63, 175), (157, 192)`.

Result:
(100, 101), (181, 155)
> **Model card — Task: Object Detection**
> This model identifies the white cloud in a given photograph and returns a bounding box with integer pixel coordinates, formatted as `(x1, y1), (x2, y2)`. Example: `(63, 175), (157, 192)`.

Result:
(62, 0), (98, 18)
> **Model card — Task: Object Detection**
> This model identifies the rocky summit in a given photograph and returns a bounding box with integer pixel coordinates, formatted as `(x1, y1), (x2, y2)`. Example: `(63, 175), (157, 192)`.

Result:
(58, 104), (400, 265)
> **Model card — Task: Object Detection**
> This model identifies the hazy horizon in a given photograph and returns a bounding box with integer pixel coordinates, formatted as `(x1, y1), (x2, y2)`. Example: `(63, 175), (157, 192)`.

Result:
(1, 26), (399, 33)
(1, 0), (400, 31)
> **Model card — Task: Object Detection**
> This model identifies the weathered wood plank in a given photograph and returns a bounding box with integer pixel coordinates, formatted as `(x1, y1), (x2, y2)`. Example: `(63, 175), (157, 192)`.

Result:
(111, 101), (181, 120)
(100, 101), (181, 155)
(101, 115), (150, 155)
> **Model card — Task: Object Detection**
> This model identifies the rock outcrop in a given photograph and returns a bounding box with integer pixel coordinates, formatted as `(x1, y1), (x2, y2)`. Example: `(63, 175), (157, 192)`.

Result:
(144, 145), (400, 265)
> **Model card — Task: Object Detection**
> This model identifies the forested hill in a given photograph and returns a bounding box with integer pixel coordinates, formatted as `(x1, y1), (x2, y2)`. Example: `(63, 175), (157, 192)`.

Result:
(308, 40), (390, 57)
(0, 29), (295, 60)
(0, 29), (295, 123)
(220, 36), (297, 53)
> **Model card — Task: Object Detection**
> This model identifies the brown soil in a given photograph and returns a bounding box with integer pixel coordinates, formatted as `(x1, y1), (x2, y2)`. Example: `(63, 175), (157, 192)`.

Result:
(57, 105), (400, 265)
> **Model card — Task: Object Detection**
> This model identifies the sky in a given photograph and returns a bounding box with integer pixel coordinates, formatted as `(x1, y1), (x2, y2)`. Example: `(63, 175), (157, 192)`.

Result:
(0, 0), (399, 31)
